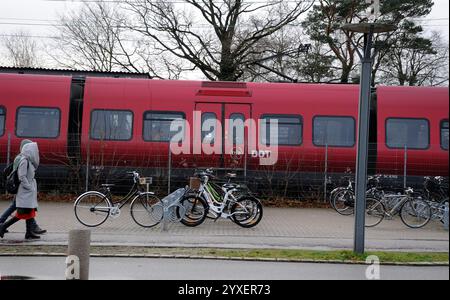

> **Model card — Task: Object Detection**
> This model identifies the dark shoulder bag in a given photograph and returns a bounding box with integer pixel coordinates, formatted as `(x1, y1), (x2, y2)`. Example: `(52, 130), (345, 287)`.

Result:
(5, 159), (28, 194)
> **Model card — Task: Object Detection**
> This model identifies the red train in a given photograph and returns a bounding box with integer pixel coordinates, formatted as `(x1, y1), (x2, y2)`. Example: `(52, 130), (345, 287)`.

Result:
(0, 71), (448, 190)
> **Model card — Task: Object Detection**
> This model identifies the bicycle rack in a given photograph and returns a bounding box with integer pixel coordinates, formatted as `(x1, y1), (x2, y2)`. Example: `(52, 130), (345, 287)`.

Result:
(160, 188), (187, 231)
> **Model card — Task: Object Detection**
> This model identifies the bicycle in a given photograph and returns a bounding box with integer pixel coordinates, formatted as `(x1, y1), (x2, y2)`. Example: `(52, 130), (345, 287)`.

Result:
(423, 176), (449, 203)
(179, 169), (263, 228)
(366, 187), (432, 229)
(329, 175), (386, 227)
(428, 198), (449, 224)
(74, 171), (164, 228)
(421, 176), (448, 225)
(331, 175), (385, 216)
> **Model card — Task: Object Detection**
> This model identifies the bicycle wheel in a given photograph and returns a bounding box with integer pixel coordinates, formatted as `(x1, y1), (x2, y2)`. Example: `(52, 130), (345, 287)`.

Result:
(130, 193), (164, 228)
(230, 196), (263, 228)
(177, 195), (209, 227)
(332, 190), (355, 216)
(74, 192), (111, 227)
(400, 198), (431, 229)
(365, 198), (385, 228)
(329, 187), (346, 209)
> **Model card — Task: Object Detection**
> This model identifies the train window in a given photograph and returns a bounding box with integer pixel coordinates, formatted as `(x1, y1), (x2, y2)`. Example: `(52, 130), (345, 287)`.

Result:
(16, 107), (60, 139)
(261, 115), (302, 146)
(143, 112), (185, 142)
(0, 107), (5, 137)
(441, 120), (449, 150)
(90, 110), (133, 141)
(386, 118), (429, 150)
(313, 116), (355, 147)
(202, 113), (218, 144)
(229, 113), (245, 145)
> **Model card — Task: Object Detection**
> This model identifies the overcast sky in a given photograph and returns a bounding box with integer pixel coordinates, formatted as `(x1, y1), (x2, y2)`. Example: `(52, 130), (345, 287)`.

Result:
(0, 0), (448, 76)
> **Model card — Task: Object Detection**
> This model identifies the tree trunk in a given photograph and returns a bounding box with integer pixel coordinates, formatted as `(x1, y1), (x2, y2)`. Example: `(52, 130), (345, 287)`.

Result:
(340, 66), (351, 84)
(218, 39), (237, 81)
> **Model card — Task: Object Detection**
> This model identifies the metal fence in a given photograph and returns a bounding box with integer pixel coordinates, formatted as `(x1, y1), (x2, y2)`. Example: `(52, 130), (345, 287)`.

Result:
(0, 134), (448, 201)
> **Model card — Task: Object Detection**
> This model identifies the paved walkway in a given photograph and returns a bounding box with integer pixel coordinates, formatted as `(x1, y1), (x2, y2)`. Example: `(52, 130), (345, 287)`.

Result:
(0, 201), (448, 252)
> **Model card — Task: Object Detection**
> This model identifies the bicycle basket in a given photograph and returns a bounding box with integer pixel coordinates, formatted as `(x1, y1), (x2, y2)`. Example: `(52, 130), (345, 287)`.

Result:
(139, 177), (153, 185)
(189, 177), (201, 190)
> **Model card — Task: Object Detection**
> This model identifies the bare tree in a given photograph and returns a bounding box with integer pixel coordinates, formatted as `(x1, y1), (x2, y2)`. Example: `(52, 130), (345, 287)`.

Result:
(244, 36), (336, 83)
(379, 30), (449, 86)
(51, 1), (136, 72)
(124, 0), (314, 81)
(241, 24), (311, 82)
(1, 30), (40, 67)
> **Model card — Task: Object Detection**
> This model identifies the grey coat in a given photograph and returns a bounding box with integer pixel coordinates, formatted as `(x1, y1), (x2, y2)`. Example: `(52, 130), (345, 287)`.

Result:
(15, 142), (39, 209)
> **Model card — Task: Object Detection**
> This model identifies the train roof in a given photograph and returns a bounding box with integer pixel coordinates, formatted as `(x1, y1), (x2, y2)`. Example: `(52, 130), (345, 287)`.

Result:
(1, 69), (448, 95)
(0, 66), (150, 79)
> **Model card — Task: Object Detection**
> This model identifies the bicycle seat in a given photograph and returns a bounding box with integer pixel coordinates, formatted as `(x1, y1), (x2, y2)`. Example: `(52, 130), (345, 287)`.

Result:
(195, 171), (216, 179)
(101, 184), (115, 188)
(222, 183), (239, 190)
(405, 187), (414, 194)
(226, 173), (237, 178)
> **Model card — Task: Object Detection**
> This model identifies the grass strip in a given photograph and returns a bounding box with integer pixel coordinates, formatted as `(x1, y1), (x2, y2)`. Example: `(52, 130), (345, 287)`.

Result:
(0, 245), (447, 264)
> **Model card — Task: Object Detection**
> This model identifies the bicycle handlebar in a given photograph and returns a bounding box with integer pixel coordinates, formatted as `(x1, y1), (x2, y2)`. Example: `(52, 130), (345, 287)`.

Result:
(126, 171), (140, 182)
(194, 168), (216, 178)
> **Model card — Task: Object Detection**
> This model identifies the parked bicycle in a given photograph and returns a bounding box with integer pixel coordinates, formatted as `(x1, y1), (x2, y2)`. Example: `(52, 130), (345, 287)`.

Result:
(423, 176), (449, 203)
(419, 176), (448, 225)
(366, 187), (432, 229)
(427, 198), (449, 224)
(330, 176), (385, 214)
(74, 171), (163, 228)
(178, 169), (263, 228)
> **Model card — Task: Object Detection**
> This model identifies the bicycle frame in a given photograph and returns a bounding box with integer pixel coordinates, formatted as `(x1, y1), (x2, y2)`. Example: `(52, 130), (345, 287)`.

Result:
(101, 182), (142, 209)
(195, 176), (249, 219)
(85, 175), (153, 216)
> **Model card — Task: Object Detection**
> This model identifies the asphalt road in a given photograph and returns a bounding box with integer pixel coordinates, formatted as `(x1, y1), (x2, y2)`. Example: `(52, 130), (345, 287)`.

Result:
(0, 256), (448, 280)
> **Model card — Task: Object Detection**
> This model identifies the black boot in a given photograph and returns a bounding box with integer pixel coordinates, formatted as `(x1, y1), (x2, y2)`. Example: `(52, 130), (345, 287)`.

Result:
(32, 225), (47, 235)
(25, 219), (40, 240)
(0, 217), (20, 238)
(30, 219), (47, 234)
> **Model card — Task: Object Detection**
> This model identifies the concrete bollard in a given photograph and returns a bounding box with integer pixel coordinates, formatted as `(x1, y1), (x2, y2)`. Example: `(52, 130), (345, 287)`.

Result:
(66, 229), (91, 280)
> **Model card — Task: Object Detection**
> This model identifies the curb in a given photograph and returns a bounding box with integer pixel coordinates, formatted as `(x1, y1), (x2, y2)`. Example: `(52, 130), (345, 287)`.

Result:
(0, 252), (448, 267)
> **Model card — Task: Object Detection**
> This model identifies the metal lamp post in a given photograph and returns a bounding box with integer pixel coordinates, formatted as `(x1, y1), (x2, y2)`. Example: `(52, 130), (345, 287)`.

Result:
(341, 5), (396, 254)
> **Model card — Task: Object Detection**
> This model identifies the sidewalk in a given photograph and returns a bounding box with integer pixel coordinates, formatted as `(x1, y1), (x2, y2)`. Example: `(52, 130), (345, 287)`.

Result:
(0, 201), (448, 252)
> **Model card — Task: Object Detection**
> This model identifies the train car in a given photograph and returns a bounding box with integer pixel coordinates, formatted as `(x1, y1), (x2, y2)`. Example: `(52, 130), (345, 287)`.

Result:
(376, 86), (449, 177)
(0, 73), (71, 166)
(1, 71), (448, 193)
(80, 79), (362, 174)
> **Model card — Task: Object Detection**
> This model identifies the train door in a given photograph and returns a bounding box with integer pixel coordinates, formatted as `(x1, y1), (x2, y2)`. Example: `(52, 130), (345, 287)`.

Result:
(194, 102), (251, 170)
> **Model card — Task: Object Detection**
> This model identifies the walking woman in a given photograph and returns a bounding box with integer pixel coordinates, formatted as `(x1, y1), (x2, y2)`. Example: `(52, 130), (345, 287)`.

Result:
(0, 142), (41, 239)
(0, 139), (46, 235)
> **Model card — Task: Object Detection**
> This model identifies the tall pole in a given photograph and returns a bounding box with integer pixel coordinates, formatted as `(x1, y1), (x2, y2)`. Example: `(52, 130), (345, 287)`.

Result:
(403, 145), (408, 189)
(85, 139), (90, 192)
(342, 4), (396, 254)
(6, 132), (11, 166)
(168, 145), (172, 195)
(353, 27), (375, 254)
(324, 144), (328, 203)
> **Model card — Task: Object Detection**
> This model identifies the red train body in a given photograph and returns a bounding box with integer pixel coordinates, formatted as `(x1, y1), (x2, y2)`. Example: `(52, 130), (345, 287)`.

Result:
(0, 73), (448, 183)
(0, 74), (71, 165)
